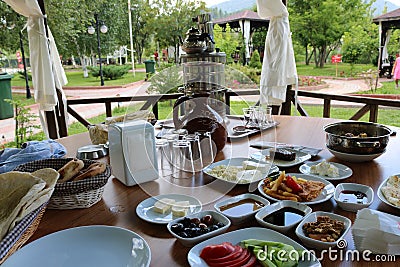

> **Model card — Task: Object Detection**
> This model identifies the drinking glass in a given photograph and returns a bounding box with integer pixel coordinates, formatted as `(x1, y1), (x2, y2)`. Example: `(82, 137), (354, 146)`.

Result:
(171, 140), (194, 179)
(198, 131), (216, 169)
(242, 107), (253, 127)
(155, 138), (170, 176)
(184, 133), (203, 172)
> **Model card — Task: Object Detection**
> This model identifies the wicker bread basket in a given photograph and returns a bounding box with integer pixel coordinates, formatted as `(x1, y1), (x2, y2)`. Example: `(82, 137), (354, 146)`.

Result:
(0, 203), (47, 264)
(14, 158), (111, 210)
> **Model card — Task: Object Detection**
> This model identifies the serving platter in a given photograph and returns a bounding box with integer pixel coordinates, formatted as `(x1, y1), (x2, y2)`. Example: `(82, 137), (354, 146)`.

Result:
(258, 173), (335, 205)
(136, 193), (202, 224)
(251, 148), (311, 167)
(187, 227), (321, 267)
(1, 226), (151, 267)
(203, 157), (279, 185)
(377, 174), (400, 210)
(299, 161), (353, 181)
(155, 116), (279, 140)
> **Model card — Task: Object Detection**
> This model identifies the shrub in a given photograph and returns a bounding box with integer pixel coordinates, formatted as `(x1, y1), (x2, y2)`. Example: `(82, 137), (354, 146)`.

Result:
(88, 65), (130, 80)
(249, 50), (262, 69)
(17, 71), (32, 81)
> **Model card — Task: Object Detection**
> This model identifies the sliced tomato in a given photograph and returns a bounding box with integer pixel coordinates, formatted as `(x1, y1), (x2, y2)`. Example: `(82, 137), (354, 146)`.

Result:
(207, 249), (251, 267)
(199, 242), (235, 260)
(241, 254), (258, 267)
(206, 245), (243, 263)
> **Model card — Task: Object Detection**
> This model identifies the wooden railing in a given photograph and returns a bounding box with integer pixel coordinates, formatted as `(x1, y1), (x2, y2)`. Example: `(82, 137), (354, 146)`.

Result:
(46, 88), (400, 139)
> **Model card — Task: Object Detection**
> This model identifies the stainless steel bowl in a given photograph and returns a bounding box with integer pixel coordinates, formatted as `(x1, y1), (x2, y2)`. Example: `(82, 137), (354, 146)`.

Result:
(324, 121), (392, 155)
(76, 144), (108, 159)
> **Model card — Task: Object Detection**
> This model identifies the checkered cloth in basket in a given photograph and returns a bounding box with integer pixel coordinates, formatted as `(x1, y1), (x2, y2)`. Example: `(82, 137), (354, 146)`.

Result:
(14, 158), (111, 209)
(0, 203), (47, 264)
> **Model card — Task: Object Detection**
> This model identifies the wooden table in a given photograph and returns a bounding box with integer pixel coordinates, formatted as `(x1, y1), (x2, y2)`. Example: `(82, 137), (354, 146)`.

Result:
(29, 116), (400, 266)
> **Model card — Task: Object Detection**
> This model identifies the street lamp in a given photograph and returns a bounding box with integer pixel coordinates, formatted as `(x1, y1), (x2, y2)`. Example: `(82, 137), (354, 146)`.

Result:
(88, 13), (108, 86)
(128, 0), (136, 76)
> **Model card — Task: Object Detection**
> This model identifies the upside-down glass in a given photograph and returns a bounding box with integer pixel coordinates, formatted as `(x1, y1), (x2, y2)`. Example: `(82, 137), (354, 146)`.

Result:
(155, 138), (170, 176)
(171, 140), (194, 179)
(184, 133), (203, 172)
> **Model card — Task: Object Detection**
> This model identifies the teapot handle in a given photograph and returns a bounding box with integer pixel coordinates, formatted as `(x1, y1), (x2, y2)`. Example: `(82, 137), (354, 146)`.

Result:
(173, 95), (191, 129)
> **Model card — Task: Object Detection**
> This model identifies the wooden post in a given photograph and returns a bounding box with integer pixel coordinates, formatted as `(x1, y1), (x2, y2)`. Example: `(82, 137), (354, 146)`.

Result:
(38, 0), (68, 139)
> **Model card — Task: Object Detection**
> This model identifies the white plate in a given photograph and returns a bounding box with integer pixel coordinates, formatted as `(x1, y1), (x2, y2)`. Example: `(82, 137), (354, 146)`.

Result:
(251, 148), (311, 167)
(377, 174), (400, 210)
(136, 193), (202, 224)
(299, 161), (353, 181)
(203, 157), (279, 184)
(2, 225), (151, 267)
(258, 173), (335, 205)
(187, 227), (321, 267)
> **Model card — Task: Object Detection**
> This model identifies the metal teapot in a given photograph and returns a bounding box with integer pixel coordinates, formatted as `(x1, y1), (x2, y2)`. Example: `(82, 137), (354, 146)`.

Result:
(180, 27), (214, 54)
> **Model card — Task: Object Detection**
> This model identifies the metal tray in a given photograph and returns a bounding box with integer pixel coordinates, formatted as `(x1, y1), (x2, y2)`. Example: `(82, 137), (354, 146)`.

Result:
(156, 116), (279, 140)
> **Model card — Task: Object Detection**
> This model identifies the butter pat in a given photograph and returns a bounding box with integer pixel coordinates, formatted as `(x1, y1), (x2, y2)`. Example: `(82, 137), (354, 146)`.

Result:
(153, 198), (176, 214)
(242, 160), (268, 173)
(172, 201), (190, 217)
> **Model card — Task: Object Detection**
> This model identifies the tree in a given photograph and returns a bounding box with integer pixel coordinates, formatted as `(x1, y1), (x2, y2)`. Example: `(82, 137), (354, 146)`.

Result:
(288, 0), (373, 68)
(0, 2), (28, 62)
(342, 23), (378, 67)
(152, 0), (206, 63)
(213, 24), (243, 64)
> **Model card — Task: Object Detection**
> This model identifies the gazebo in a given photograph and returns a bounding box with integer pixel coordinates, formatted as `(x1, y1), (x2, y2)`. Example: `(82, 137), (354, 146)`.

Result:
(373, 8), (400, 76)
(213, 10), (270, 64)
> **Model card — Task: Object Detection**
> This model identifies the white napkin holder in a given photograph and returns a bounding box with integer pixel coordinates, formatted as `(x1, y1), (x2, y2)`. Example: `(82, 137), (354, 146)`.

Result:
(108, 120), (158, 186)
(352, 208), (400, 255)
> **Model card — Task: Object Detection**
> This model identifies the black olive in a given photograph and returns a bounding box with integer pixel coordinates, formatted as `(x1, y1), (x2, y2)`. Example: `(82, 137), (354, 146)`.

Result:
(192, 227), (202, 237)
(190, 217), (201, 225)
(181, 217), (191, 227)
(170, 223), (184, 233)
(200, 228), (209, 234)
(209, 225), (219, 231)
(201, 215), (213, 225)
(189, 222), (198, 228)
(179, 231), (189, 238)
(216, 222), (225, 228)
(198, 223), (207, 229)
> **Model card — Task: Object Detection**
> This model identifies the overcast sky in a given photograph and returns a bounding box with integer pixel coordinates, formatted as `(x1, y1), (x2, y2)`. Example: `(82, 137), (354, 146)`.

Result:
(388, 0), (400, 6)
(203, 0), (227, 7)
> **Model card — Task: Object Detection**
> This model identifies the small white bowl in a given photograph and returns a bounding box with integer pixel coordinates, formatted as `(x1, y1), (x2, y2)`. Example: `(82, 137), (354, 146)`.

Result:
(334, 183), (374, 212)
(214, 193), (270, 224)
(295, 211), (351, 250)
(255, 200), (312, 233)
(167, 210), (230, 247)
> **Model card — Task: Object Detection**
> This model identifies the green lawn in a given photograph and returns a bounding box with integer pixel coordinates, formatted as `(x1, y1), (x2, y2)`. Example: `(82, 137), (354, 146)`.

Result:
(11, 65), (146, 87)
(10, 93), (36, 106)
(296, 62), (375, 77)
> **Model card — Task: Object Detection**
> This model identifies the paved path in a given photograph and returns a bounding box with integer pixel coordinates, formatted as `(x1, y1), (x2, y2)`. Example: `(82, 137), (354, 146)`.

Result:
(0, 77), (383, 144)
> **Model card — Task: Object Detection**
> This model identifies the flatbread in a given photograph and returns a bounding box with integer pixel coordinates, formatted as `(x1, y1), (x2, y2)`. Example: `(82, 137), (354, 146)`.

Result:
(13, 168), (59, 225)
(0, 172), (46, 240)
(381, 175), (400, 207)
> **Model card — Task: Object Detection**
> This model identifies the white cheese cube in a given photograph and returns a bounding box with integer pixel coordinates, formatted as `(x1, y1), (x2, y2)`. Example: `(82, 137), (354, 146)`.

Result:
(153, 198), (176, 214)
(242, 160), (268, 173)
(171, 201), (190, 217)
